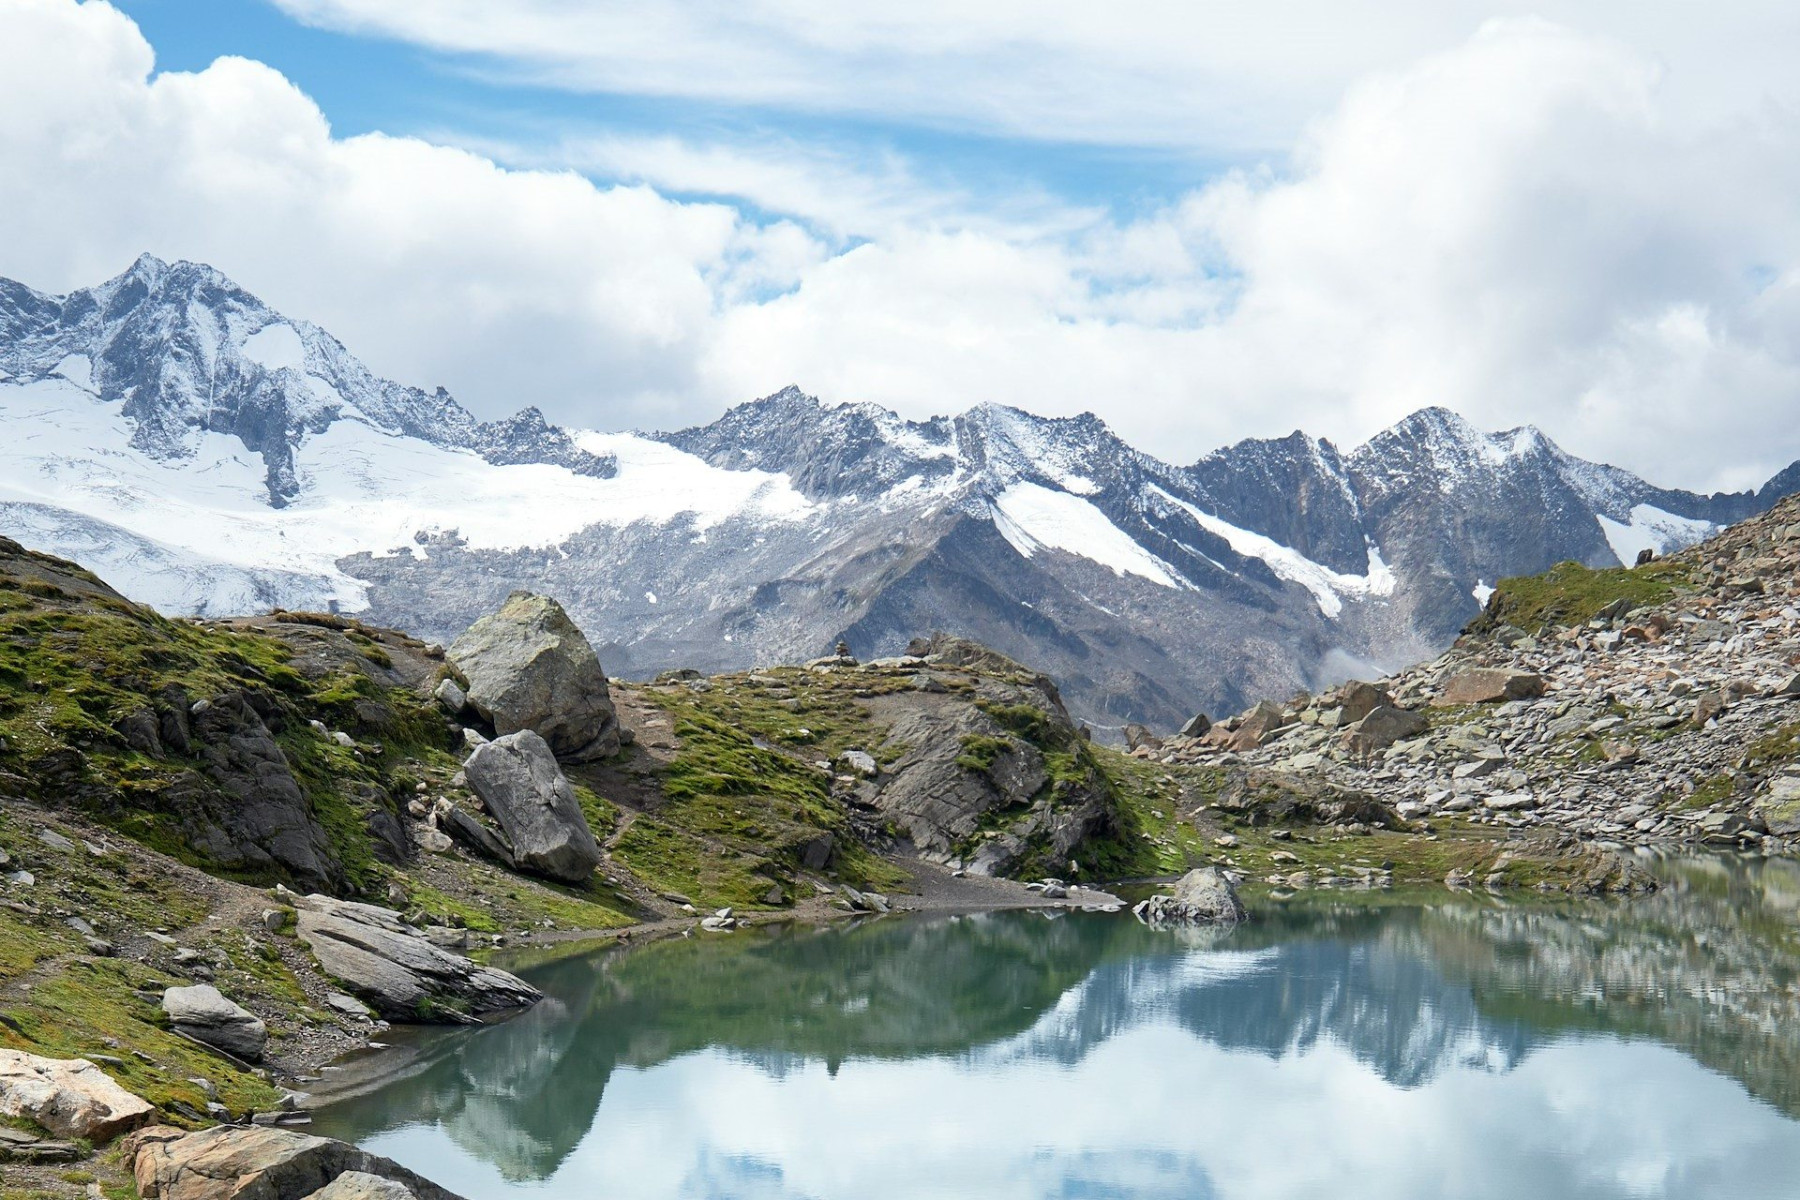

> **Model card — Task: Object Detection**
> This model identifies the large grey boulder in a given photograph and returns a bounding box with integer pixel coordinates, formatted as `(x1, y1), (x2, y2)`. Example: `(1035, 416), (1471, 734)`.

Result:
(0, 1050), (154, 1141)
(462, 731), (601, 884)
(124, 1124), (467, 1200)
(162, 985), (268, 1062)
(287, 891), (540, 1021)
(448, 593), (619, 761)
(1133, 867), (1247, 927)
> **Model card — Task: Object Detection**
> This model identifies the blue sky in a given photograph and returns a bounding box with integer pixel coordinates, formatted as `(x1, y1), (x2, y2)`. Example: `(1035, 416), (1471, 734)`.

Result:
(109, 0), (1236, 229)
(5, 0), (1800, 489)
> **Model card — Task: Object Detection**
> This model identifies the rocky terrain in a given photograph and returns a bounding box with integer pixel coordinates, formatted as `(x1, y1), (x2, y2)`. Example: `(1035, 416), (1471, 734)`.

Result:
(1127, 491), (1800, 889)
(4, 497), (1799, 1199)
(8, 256), (1800, 732)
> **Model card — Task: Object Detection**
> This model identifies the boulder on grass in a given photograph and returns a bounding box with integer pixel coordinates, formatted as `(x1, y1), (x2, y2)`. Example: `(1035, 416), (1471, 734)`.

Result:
(162, 985), (268, 1062)
(0, 1049), (154, 1141)
(448, 593), (619, 761)
(462, 731), (601, 884)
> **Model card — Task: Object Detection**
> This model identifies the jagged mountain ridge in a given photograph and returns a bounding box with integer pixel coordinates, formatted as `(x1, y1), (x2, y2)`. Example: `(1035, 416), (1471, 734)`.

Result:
(0, 254), (613, 505)
(0, 256), (1794, 732)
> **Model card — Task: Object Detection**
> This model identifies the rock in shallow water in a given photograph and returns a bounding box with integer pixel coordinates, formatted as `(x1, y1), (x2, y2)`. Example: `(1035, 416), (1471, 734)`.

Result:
(124, 1124), (468, 1200)
(1133, 867), (1247, 927)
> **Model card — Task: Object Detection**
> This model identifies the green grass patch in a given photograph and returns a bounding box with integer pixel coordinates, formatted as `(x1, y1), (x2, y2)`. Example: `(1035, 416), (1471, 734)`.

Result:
(1469, 558), (1691, 635)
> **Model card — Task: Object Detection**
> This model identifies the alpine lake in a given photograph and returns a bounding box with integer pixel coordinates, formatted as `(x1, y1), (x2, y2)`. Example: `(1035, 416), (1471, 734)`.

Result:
(312, 854), (1800, 1200)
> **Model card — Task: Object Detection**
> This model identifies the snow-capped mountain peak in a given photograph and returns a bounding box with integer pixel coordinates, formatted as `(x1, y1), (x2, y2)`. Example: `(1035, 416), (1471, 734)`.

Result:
(4, 256), (1798, 730)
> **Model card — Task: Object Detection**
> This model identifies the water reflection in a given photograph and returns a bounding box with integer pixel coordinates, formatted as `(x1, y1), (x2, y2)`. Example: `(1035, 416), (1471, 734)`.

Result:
(315, 854), (1800, 1200)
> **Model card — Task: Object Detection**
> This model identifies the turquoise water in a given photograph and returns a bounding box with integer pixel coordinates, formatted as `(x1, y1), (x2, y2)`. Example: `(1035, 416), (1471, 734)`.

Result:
(314, 856), (1800, 1200)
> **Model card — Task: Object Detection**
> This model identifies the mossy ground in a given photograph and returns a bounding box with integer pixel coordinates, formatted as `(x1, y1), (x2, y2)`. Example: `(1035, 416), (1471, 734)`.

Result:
(619, 671), (923, 906)
(1469, 558), (1691, 634)
(0, 814), (283, 1121)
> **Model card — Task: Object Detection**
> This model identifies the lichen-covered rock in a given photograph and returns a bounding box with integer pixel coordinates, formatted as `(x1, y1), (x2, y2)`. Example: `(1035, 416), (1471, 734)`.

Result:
(448, 593), (619, 761)
(0, 1050), (154, 1141)
(123, 1124), (467, 1200)
(461, 731), (601, 884)
(1133, 867), (1247, 927)
(288, 891), (539, 1020)
(162, 985), (268, 1062)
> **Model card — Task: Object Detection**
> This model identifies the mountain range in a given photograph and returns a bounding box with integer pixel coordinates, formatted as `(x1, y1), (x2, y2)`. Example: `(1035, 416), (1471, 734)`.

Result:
(2, 255), (1795, 731)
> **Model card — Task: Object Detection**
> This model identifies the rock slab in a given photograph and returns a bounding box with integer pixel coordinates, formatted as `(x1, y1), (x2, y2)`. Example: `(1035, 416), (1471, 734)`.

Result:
(461, 731), (601, 884)
(124, 1124), (467, 1200)
(0, 1049), (154, 1141)
(162, 985), (269, 1062)
(448, 593), (619, 761)
(288, 891), (540, 1020)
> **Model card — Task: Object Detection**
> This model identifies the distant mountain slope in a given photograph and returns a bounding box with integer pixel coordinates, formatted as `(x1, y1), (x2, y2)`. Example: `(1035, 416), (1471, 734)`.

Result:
(1, 256), (1793, 731)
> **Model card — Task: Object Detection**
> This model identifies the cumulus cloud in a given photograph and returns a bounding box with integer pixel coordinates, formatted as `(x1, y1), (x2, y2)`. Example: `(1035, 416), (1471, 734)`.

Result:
(3, 2), (1800, 490)
(0, 0), (820, 431)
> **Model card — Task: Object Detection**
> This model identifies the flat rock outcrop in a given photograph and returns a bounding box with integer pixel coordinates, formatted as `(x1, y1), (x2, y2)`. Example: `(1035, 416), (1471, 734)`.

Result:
(124, 1124), (466, 1200)
(0, 1049), (154, 1141)
(448, 592), (619, 761)
(162, 984), (269, 1062)
(461, 731), (601, 884)
(855, 638), (1120, 877)
(287, 891), (540, 1020)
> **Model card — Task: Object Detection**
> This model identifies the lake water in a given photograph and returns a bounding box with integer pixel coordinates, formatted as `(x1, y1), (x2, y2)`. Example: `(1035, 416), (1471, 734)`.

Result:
(314, 855), (1800, 1200)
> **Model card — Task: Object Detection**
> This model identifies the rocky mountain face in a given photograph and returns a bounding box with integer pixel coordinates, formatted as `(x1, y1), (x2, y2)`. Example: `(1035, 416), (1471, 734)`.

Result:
(2, 257), (1796, 733)
(0, 254), (612, 507)
(1138, 491), (1800, 861)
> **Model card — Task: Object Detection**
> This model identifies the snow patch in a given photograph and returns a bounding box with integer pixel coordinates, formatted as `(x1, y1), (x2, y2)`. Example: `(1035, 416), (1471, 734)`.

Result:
(1473, 580), (1495, 606)
(990, 482), (1185, 589)
(1595, 505), (1716, 566)
(240, 323), (307, 372)
(1151, 486), (1395, 618)
(0, 377), (822, 616)
(51, 354), (93, 391)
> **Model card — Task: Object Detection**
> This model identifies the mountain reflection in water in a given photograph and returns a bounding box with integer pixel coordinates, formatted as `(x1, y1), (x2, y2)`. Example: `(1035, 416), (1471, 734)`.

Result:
(314, 854), (1800, 1200)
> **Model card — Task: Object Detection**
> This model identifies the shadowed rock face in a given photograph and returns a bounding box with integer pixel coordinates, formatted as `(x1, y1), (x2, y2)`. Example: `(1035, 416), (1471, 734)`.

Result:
(449, 593), (620, 762)
(461, 732), (601, 884)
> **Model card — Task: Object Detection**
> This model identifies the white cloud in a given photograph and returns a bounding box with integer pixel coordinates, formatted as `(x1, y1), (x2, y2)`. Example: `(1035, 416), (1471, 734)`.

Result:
(272, 0), (1800, 152)
(0, 0), (823, 433)
(4, 3), (1800, 490)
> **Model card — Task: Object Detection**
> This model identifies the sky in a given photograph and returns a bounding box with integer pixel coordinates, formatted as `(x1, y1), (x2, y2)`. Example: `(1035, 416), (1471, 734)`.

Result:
(4, 1), (1800, 491)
